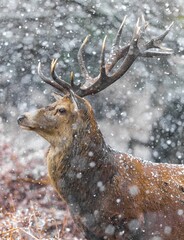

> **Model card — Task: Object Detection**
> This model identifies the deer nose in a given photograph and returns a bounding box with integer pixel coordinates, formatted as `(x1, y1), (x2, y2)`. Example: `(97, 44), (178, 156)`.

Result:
(17, 115), (26, 124)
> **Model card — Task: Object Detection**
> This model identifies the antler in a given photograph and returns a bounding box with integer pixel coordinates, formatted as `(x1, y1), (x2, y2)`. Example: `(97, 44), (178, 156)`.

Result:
(38, 16), (173, 97)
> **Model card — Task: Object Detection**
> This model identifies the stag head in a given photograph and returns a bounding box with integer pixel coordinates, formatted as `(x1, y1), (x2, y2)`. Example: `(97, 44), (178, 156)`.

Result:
(17, 92), (93, 146)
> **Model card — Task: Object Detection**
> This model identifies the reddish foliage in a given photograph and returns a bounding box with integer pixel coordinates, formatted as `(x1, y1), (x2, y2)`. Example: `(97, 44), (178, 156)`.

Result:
(0, 137), (84, 240)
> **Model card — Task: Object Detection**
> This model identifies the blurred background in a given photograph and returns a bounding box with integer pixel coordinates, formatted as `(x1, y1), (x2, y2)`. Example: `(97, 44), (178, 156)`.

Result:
(1, 0), (184, 239)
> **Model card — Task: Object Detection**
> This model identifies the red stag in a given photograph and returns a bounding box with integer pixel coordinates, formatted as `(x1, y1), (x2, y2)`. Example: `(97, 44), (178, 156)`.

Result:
(18, 17), (184, 240)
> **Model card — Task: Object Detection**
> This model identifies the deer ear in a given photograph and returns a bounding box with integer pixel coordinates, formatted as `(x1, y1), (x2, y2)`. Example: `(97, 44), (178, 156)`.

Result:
(70, 92), (88, 114)
(52, 92), (63, 101)
(69, 90), (79, 112)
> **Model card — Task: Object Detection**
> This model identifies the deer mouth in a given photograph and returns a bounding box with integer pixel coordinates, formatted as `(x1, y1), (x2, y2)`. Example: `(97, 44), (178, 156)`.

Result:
(19, 125), (35, 130)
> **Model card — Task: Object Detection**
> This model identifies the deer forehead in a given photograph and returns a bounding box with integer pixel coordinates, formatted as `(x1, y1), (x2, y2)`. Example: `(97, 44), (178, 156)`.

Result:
(54, 97), (76, 111)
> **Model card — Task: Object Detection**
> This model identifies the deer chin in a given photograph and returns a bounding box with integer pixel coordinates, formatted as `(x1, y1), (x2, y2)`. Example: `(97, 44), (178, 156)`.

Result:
(19, 123), (35, 131)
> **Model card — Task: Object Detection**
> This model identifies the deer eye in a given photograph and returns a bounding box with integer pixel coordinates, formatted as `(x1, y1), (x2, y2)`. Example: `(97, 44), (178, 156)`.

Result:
(58, 108), (67, 114)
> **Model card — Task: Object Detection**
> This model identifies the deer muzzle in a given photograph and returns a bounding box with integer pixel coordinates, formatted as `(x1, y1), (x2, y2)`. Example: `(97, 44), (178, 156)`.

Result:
(17, 114), (35, 130)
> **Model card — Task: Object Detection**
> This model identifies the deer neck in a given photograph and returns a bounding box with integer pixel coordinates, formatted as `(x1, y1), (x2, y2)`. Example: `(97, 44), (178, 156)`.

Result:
(46, 115), (111, 190)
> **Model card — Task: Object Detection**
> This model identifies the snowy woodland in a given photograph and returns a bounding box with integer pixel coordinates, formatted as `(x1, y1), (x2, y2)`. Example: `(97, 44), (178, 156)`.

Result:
(1, 0), (184, 239)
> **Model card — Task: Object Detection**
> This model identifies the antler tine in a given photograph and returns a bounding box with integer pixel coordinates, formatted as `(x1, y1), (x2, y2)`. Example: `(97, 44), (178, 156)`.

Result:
(139, 15), (149, 34)
(114, 15), (127, 47)
(77, 35), (93, 81)
(70, 71), (75, 88)
(38, 62), (67, 94)
(77, 36), (109, 95)
(100, 35), (107, 79)
(106, 16), (130, 73)
(50, 59), (72, 91)
(50, 58), (58, 74)
(144, 22), (174, 52)
(132, 17), (142, 44)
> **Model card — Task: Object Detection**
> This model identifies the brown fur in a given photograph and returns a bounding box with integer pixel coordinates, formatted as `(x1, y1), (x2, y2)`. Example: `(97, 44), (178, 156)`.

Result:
(18, 94), (184, 240)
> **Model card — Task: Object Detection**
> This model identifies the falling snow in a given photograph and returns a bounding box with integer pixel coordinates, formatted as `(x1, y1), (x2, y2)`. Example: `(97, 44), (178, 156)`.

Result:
(1, 0), (184, 239)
